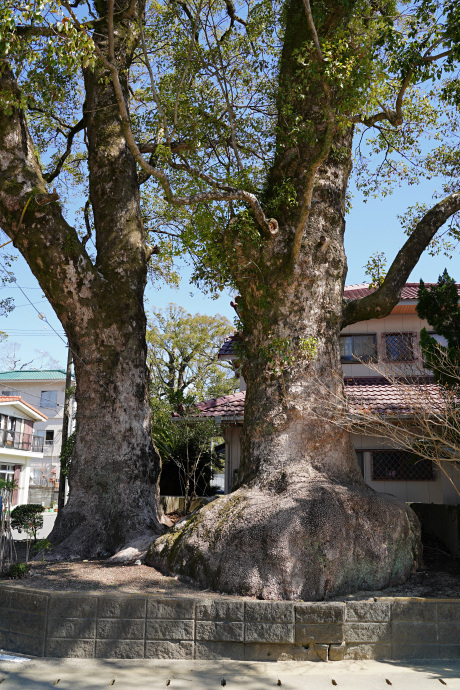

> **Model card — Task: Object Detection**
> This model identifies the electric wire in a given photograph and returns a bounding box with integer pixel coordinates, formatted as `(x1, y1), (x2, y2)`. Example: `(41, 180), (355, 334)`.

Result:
(0, 260), (116, 399)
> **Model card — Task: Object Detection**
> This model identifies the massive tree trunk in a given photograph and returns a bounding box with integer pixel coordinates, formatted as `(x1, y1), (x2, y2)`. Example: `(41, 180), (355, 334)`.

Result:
(0, 4), (163, 557)
(147, 0), (421, 599)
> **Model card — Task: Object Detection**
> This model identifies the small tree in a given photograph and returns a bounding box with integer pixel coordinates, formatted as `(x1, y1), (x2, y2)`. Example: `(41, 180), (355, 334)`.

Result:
(153, 398), (222, 514)
(10, 504), (44, 543)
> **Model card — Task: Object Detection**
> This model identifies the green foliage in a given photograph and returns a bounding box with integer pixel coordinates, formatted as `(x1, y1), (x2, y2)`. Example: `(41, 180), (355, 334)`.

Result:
(151, 397), (223, 510)
(364, 251), (387, 289)
(148, 303), (237, 403)
(10, 503), (43, 542)
(417, 270), (460, 385)
(260, 334), (318, 396)
(8, 561), (31, 579)
(32, 538), (52, 563)
(59, 430), (76, 477)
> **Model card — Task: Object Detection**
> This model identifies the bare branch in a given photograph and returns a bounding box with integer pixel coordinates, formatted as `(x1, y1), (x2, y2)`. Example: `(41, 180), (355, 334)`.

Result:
(43, 115), (86, 183)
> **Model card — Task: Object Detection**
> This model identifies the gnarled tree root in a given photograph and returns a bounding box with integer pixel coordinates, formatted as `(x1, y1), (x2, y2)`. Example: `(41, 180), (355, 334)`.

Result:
(146, 480), (421, 600)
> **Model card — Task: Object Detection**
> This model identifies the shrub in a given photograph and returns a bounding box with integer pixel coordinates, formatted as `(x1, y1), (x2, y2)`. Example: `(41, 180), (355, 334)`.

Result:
(10, 504), (44, 542)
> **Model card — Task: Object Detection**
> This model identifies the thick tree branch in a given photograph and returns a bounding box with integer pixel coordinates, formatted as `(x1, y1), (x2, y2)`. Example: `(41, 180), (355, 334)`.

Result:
(0, 67), (98, 321)
(342, 192), (460, 327)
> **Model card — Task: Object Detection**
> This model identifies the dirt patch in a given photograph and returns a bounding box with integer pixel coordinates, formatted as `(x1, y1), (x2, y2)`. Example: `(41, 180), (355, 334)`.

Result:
(1, 532), (459, 600)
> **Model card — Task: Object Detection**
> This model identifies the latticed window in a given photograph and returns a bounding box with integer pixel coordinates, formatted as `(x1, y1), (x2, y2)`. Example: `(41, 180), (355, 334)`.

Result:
(371, 450), (434, 481)
(383, 332), (415, 361)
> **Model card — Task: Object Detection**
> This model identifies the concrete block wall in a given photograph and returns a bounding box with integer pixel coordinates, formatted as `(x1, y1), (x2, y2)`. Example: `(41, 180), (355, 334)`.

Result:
(1, 587), (460, 661)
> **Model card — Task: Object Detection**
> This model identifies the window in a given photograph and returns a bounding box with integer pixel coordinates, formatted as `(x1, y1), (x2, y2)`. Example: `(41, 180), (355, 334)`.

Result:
(0, 464), (14, 482)
(45, 430), (54, 446)
(371, 450), (434, 481)
(340, 334), (377, 362)
(383, 333), (415, 362)
(40, 390), (58, 408)
(1, 390), (18, 397)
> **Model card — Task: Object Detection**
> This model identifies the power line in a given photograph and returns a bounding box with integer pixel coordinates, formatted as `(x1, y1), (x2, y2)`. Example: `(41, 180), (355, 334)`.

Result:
(0, 260), (116, 400)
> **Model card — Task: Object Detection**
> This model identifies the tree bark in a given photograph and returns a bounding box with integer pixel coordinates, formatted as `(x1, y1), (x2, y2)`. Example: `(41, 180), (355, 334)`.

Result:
(0, 5), (163, 557)
(147, 0), (421, 599)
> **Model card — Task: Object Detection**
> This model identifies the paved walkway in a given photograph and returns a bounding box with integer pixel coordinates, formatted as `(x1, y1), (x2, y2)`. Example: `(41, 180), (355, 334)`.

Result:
(0, 657), (459, 689)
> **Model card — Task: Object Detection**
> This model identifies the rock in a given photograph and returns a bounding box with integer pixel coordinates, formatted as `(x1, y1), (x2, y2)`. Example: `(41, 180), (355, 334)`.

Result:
(108, 536), (153, 564)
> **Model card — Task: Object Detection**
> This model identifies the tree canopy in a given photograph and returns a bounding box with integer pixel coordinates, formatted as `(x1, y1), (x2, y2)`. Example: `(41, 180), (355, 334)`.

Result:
(1, 0), (460, 594)
(147, 303), (237, 404)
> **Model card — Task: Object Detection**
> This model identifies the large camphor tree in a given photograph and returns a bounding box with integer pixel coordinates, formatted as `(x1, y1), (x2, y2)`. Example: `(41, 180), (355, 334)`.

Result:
(0, 0), (459, 595)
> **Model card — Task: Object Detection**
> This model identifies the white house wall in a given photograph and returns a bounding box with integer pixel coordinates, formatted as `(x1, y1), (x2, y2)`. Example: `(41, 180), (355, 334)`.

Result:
(341, 311), (430, 378)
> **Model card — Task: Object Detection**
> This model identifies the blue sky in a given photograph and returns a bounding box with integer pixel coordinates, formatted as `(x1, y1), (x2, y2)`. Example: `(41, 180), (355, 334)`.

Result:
(0, 173), (458, 369)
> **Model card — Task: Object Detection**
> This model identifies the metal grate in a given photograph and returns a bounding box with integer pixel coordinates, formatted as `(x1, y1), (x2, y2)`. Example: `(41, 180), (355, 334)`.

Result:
(371, 449), (434, 481)
(384, 333), (414, 361)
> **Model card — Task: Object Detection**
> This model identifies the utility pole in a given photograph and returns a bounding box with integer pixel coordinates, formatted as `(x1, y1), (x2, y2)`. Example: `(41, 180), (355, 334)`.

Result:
(58, 345), (73, 512)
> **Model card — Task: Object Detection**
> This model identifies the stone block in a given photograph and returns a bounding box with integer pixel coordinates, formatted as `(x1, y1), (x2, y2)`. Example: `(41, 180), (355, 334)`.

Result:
(97, 596), (146, 619)
(0, 587), (11, 609)
(0, 608), (10, 632)
(96, 619), (144, 640)
(437, 602), (460, 622)
(438, 622), (460, 644)
(392, 644), (439, 660)
(344, 622), (390, 643)
(391, 601), (437, 622)
(48, 595), (96, 619)
(9, 610), (45, 636)
(245, 602), (294, 623)
(195, 641), (245, 660)
(329, 642), (345, 661)
(314, 644), (329, 662)
(147, 598), (195, 620)
(196, 621), (244, 642)
(295, 623), (343, 645)
(47, 618), (96, 639)
(46, 638), (96, 658)
(95, 639), (145, 659)
(391, 622), (436, 644)
(346, 601), (390, 622)
(146, 620), (194, 640)
(245, 622), (294, 644)
(245, 643), (315, 662)
(145, 640), (194, 659)
(10, 591), (47, 615)
(439, 645), (460, 660)
(296, 603), (345, 624)
(8, 632), (44, 656)
(195, 600), (244, 622)
(344, 644), (391, 660)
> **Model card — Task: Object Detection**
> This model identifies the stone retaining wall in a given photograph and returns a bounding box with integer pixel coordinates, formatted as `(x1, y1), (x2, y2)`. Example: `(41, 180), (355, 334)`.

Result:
(1, 587), (459, 661)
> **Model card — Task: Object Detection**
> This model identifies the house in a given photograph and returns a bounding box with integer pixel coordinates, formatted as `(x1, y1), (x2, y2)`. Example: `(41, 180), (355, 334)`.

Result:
(0, 370), (75, 501)
(195, 283), (460, 505)
(0, 396), (47, 505)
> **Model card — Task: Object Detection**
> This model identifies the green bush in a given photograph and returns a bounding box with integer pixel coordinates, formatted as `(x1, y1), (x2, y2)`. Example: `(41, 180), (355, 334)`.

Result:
(10, 504), (44, 542)
(8, 562), (31, 579)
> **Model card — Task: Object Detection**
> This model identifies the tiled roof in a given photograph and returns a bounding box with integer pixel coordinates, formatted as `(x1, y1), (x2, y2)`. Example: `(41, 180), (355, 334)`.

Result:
(343, 282), (460, 301)
(218, 334), (239, 359)
(0, 396), (48, 419)
(191, 378), (443, 420)
(174, 391), (245, 420)
(0, 369), (66, 381)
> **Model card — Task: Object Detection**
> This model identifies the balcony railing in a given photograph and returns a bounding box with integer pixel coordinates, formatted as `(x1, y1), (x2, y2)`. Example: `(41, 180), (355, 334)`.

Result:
(0, 429), (44, 452)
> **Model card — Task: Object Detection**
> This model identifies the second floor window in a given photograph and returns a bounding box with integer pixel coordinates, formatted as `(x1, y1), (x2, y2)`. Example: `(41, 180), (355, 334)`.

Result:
(45, 430), (54, 446)
(383, 333), (415, 362)
(40, 390), (58, 408)
(340, 334), (377, 362)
